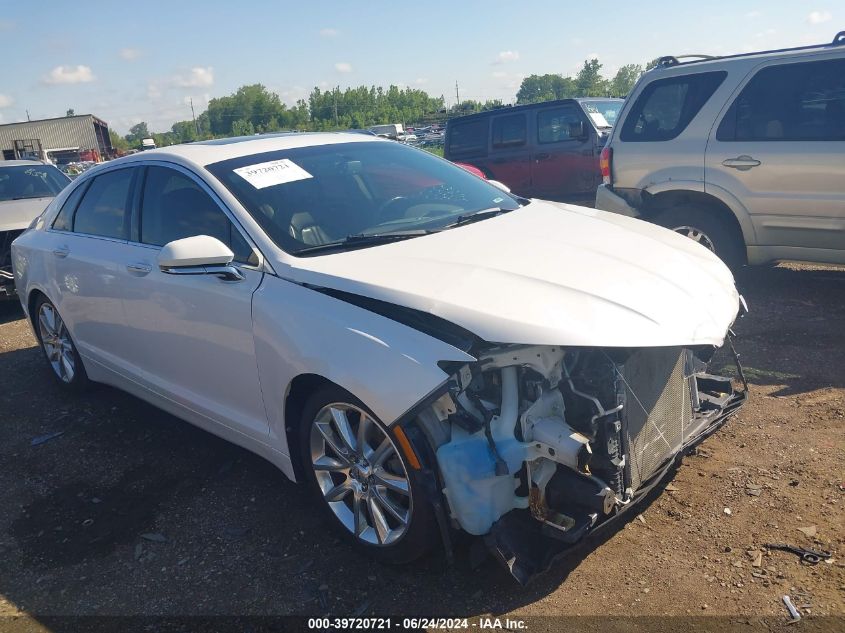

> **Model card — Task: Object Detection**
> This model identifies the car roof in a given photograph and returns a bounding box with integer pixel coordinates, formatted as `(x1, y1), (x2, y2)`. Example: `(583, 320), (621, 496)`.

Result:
(108, 131), (385, 169)
(650, 31), (845, 73)
(446, 98), (624, 124)
(0, 160), (51, 167)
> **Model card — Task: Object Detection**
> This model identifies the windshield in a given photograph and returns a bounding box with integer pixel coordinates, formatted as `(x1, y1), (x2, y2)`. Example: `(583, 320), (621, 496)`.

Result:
(0, 164), (70, 202)
(207, 141), (522, 256)
(581, 100), (623, 126)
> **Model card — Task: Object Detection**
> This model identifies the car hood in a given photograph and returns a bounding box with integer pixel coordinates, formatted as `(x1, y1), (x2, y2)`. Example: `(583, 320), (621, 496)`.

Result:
(0, 197), (52, 232)
(281, 200), (741, 348)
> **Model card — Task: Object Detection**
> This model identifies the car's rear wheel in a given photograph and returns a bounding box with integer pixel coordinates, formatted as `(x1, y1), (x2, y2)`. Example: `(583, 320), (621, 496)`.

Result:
(33, 295), (89, 391)
(653, 205), (745, 270)
(299, 385), (437, 563)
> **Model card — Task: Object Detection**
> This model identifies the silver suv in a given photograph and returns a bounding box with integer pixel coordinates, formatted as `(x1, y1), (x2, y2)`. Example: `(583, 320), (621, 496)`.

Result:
(595, 31), (845, 268)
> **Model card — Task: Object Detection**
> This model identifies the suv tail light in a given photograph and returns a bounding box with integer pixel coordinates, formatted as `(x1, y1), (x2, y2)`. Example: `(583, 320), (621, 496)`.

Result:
(600, 146), (612, 185)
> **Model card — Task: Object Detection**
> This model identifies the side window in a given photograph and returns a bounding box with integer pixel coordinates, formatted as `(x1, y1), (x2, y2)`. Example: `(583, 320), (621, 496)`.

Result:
(140, 166), (253, 264)
(538, 105), (584, 143)
(620, 71), (726, 142)
(717, 58), (845, 141)
(491, 114), (526, 149)
(72, 169), (134, 239)
(52, 181), (89, 231)
(447, 119), (488, 156)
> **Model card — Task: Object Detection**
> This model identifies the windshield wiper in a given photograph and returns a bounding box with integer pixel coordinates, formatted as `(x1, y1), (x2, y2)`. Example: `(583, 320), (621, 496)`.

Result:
(295, 229), (434, 256)
(445, 207), (514, 229)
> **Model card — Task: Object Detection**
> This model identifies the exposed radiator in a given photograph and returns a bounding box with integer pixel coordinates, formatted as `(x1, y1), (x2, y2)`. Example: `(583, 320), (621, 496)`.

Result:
(620, 347), (693, 492)
(1, 229), (24, 271)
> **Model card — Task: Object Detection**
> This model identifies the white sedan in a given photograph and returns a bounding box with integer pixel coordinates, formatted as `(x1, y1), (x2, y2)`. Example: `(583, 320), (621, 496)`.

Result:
(12, 133), (746, 581)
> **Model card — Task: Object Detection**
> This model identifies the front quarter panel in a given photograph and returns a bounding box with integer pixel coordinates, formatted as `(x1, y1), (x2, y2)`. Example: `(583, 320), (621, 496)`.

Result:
(253, 275), (475, 452)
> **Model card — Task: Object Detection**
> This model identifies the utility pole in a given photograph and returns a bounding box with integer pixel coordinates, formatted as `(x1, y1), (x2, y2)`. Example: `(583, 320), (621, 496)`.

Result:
(190, 97), (199, 136)
(26, 109), (31, 121)
(333, 89), (339, 127)
(455, 81), (460, 107)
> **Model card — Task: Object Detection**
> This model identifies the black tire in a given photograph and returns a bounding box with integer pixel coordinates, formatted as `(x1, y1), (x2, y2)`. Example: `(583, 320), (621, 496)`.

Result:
(298, 384), (437, 563)
(653, 205), (746, 270)
(32, 295), (90, 392)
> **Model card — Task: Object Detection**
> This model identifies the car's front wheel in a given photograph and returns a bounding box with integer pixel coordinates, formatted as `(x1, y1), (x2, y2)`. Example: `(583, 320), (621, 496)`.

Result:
(653, 205), (745, 270)
(299, 385), (437, 563)
(33, 295), (89, 391)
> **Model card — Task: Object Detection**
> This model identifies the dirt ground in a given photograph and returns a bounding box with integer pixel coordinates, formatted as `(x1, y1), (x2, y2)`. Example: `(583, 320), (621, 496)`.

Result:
(0, 263), (843, 629)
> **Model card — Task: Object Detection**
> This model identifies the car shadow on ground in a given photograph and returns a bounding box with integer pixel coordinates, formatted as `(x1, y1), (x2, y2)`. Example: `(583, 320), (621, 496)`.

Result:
(0, 299), (24, 325)
(0, 263), (843, 618)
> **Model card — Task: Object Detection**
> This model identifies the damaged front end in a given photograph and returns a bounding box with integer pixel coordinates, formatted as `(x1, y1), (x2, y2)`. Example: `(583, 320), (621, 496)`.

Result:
(404, 340), (747, 584)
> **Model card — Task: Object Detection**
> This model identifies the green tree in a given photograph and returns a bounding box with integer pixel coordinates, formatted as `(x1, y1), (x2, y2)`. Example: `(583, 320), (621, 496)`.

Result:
(575, 59), (607, 96)
(231, 118), (255, 136)
(66, 108), (75, 117)
(126, 122), (150, 144)
(108, 129), (129, 153)
(516, 74), (576, 103)
(609, 64), (643, 97)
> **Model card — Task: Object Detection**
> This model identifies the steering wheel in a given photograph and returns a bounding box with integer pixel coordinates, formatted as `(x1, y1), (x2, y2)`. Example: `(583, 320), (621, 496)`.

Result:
(376, 196), (410, 222)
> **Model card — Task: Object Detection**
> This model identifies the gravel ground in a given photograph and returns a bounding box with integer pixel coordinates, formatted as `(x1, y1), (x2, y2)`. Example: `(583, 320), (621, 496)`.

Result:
(0, 263), (843, 628)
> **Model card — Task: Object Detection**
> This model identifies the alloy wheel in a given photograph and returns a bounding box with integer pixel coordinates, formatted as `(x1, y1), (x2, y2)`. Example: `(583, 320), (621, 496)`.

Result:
(309, 403), (412, 546)
(37, 302), (75, 383)
(672, 225), (717, 253)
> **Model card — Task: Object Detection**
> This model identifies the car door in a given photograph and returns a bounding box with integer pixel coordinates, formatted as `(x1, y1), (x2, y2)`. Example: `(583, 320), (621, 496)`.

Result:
(706, 55), (845, 260)
(118, 163), (269, 439)
(46, 166), (138, 373)
(531, 103), (596, 202)
(486, 112), (531, 194)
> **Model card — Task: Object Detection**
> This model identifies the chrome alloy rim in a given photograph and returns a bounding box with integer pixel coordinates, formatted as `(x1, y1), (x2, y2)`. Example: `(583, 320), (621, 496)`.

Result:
(672, 225), (716, 253)
(37, 303), (75, 383)
(309, 403), (412, 546)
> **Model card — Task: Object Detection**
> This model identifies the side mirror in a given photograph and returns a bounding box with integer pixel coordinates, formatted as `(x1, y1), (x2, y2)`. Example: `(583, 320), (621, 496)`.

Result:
(488, 179), (511, 193)
(157, 235), (244, 281)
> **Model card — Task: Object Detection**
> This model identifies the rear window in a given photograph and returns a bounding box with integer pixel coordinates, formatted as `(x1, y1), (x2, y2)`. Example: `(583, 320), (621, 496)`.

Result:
(447, 119), (488, 156)
(717, 58), (845, 141)
(491, 114), (526, 149)
(620, 71), (726, 142)
(0, 164), (69, 202)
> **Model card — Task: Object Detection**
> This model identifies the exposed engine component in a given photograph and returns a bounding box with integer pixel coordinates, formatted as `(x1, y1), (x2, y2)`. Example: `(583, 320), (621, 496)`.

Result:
(422, 341), (745, 563)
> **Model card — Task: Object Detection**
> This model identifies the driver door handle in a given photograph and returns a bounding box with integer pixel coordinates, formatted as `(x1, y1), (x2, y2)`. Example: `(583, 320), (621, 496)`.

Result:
(722, 155), (761, 170)
(52, 246), (69, 258)
(534, 152), (551, 162)
(126, 262), (152, 276)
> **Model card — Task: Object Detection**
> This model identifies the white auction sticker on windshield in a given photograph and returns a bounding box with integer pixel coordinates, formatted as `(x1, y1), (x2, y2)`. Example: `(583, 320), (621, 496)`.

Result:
(233, 159), (313, 189)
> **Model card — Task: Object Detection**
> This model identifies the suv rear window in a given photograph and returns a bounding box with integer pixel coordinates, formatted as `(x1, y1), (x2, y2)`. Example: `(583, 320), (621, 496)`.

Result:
(717, 58), (845, 141)
(620, 71), (726, 142)
(447, 119), (488, 156)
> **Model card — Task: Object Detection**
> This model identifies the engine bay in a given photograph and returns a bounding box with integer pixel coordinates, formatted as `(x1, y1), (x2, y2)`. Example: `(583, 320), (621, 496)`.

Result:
(412, 343), (746, 582)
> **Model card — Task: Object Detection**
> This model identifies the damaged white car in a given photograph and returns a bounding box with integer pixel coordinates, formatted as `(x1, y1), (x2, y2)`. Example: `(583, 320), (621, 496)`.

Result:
(11, 133), (747, 582)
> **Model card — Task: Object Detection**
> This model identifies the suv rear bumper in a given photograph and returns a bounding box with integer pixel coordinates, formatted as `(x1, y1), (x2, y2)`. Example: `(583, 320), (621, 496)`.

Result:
(595, 184), (640, 218)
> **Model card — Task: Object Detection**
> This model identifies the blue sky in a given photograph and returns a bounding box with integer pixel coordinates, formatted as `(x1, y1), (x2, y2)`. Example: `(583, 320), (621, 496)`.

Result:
(0, 1), (839, 134)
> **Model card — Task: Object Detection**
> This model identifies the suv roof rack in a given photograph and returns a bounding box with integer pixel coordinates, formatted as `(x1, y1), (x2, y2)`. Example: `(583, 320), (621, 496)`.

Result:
(656, 30), (845, 68)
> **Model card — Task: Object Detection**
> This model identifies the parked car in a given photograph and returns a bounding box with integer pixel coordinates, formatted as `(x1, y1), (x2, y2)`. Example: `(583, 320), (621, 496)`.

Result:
(12, 133), (745, 581)
(596, 32), (845, 268)
(444, 98), (624, 203)
(0, 160), (70, 296)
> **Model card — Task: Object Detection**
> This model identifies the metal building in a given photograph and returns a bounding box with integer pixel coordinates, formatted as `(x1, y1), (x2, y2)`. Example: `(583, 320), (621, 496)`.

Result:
(0, 114), (113, 163)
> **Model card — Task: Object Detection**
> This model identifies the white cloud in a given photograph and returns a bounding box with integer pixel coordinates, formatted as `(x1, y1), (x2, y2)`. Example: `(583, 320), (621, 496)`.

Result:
(334, 62), (353, 73)
(491, 70), (507, 78)
(414, 78), (428, 85)
(320, 28), (338, 37)
(586, 52), (601, 61)
(807, 10), (832, 24)
(745, 10), (762, 18)
(0, 94), (12, 108)
(493, 50), (520, 64)
(0, 19), (15, 31)
(119, 48), (142, 61)
(42, 65), (95, 85)
(172, 67), (214, 88)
